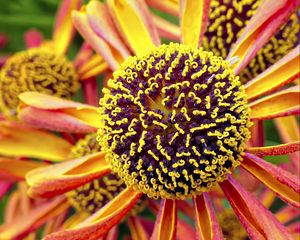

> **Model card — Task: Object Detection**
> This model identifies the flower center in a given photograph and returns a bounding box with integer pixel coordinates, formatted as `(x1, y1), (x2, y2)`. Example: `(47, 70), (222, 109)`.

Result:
(99, 43), (251, 199)
(218, 209), (248, 240)
(67, 134), (146, 214)
(0, 47), (79, 116)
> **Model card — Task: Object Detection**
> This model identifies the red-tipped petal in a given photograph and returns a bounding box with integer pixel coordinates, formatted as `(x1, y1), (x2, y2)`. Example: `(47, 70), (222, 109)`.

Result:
(228, 0), (299, 74)
(151, 199), (177, 240)
(44, 187), (142, 240)
(128, 216), (149, 240)
(78, 54), (109, 80)
(242, 153), (300, 207)
(24, 29), (43, 48)
(26, 152), (111, 198)
(146, 0), (178, 16)
(53, 0), (82, 54)
(152, 15), (180, 41)
(72, 10), (120, 70)
(0, 121), (73, 160)
(220, 175), (294, 239)
(82, 78), (99, 107)
(107, 0), (160, 53)
(249, 86), (300, 120)
(18, 92), (99, 133)
(0, 158), (46, 181)
(193, 193), (223, 240)
(0, 197), (69, 240)
(177, 200), (194, 220)
(246, 141), (300, 157)
(245, 46), (300, 101)
(180, 0), (211, 48)
(86, 1), (130, 59)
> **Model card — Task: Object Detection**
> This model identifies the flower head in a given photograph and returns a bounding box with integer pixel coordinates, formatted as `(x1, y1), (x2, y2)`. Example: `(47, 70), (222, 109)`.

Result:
(0, 47), (79, 116)
(99, 43), (251, 199)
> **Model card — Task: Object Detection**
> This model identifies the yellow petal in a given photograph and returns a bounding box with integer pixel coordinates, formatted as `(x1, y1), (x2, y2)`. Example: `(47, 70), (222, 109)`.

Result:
(107, 0), (160, 54)
(180, 0), (210, 48)
(245, 46), (300, 101)
(250, 86), (300, 120)
(146, 0), (179, 16)
(52, 0), (82, 54)
(0, 121), (72, 161)
(0, 158), (46, 181)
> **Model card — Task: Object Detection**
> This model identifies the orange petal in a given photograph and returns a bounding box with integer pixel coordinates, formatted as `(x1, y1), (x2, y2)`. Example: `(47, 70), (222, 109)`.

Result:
(220, 176), (294, 239)
(151, 199), (177, 240)
(242, 153), (300, 208)
(0, 158), (46, 181)
(146, 0), (178, 16)
(246, 141), (300, 157)
(245, 46), (300, 101)
(72, 9), (121, 70)
(53, 0), (83, 54)
(152, 14), (180, 41)
(128, 216), (149, 240)
(249, 86), (300, 120)
(44, 187), (142, 240)
(18, 92), (99, 133)
(193, 193), (223, 240)
(107, 0), (160, 53)
(227, 0), (299, 74)
(180, 0), (211, 48)
(26, 152), (111, 198)
(0, 197), (69, 240)
(86, 1), (131, 59)
(0, 121), (72, 161)
(78, 54), (109, 80)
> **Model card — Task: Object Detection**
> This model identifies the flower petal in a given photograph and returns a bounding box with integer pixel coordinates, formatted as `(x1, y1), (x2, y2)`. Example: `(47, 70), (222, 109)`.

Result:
(26, 152), (111, 198)
(72, 10), (120, 70)
(146, 0), (178, 16)
(151, 199), (177, 240)
(128, 216), (149, 240)
(249, 86), (300, 120)
(242, 153), (300, 207)
(107, 0), (160, 53)
(193, 193), (223, 240)
(152, 15), (180, 41)
(245, 46), (300, 101)
(228, 0), (299, 74)
(0, 197), (69, 240)
(275, 205), (300, 225)
(78, 54), (109, 80)
(0, 121), (73, 161)
(176, 219), (196, 240)
(180, 0), (211, 48)
(246, 141), (300, 157)
(24, 29), (43, 48)
(18, 92), (99, 133)
(44, 187), (142, 240)
(52, 0), (83, 54)
(0, 181), (12, 199)
(0, 158), (46, 181)
(220, 175), (294, 240)
(82, 78), (99, 106)
(86, 1), (131, 59)
(274, 116), (300, 172)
